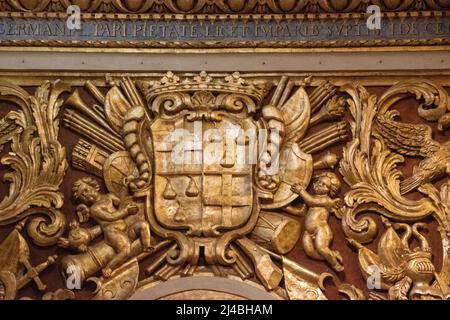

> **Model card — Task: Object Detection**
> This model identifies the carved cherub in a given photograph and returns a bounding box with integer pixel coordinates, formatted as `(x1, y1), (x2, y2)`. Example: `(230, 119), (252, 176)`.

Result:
(71, 177), (151, 278)
(291, 172), (344, 272)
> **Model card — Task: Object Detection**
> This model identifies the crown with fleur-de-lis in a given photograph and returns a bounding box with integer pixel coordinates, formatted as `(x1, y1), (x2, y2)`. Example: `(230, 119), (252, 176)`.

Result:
(137, 71), (268, 105)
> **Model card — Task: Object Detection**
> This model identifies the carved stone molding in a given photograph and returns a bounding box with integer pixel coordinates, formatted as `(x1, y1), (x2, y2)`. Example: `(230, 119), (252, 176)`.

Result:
(0, 11), (448, 49)
(0, 72), (449, 300)
(0, 0), (449, 49)
(1, 0), (449, 14)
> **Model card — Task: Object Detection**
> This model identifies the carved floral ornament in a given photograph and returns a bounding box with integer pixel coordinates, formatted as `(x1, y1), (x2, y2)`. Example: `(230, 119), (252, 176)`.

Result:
(0, 72), (449, 300)
(0, 0), (449, 13)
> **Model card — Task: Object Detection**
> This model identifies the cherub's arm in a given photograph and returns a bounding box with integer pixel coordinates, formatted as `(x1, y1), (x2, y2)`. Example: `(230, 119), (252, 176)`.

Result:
(330, 199), (344, 218)
(91, 197), (130, 222)
(291, 184), (332, 207)
(87, 225), (103, 239)
(111, 194), (121, 207)
(97, 207), (129, 221)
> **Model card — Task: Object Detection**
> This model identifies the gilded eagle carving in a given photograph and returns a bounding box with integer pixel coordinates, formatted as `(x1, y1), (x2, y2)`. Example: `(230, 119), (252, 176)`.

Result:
(376, 112), (450, 194)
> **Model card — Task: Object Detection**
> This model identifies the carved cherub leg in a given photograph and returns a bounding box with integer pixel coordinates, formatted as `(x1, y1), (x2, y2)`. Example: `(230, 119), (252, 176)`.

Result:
(315, 226), (344, 272)
(103, 232), (131, 278)
(129, 221), (152, 252)
(302, 232), (323, 261)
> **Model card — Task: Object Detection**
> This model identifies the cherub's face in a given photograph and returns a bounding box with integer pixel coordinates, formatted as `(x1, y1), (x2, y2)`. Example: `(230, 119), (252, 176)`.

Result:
(312, 177), (331, 195)
(79, 184), (99, 204)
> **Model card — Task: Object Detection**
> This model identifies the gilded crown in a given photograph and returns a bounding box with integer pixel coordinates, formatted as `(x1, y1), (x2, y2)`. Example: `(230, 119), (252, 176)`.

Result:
(137, 71), (268, 104)
(403, 247), (432, 262)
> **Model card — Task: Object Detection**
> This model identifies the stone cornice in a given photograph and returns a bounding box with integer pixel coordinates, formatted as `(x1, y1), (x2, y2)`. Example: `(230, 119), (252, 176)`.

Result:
(0, 0), (449, 14)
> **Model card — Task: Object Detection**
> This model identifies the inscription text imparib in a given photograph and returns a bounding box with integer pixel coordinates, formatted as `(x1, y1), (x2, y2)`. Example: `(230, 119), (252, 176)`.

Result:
(0, 16), (448, 44)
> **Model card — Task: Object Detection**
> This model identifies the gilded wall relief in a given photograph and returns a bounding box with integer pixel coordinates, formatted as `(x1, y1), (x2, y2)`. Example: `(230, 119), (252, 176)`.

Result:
(0, 0), (449, 13)
(0, 72), (449, 300)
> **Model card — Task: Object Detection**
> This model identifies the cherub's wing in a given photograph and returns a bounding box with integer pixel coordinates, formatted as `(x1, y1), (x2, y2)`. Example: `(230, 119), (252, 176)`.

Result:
(376, 111), (440, 157)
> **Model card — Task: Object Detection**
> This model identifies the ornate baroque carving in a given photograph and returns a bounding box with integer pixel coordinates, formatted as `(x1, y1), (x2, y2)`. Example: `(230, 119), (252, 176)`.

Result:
(0, 72), (449, 300)
(0, 0), (449, 13)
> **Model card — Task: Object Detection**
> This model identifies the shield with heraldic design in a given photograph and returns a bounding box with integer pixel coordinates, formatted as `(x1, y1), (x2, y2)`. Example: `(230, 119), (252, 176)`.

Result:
(151, 111), (257, 237)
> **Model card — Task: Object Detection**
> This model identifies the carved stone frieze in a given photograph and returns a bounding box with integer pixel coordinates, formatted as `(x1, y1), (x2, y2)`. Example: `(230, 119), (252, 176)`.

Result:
(0, 1), (449, 49)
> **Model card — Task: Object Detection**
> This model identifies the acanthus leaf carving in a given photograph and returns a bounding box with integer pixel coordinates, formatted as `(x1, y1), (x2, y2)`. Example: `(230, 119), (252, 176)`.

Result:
(0, 80), (69, 246)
